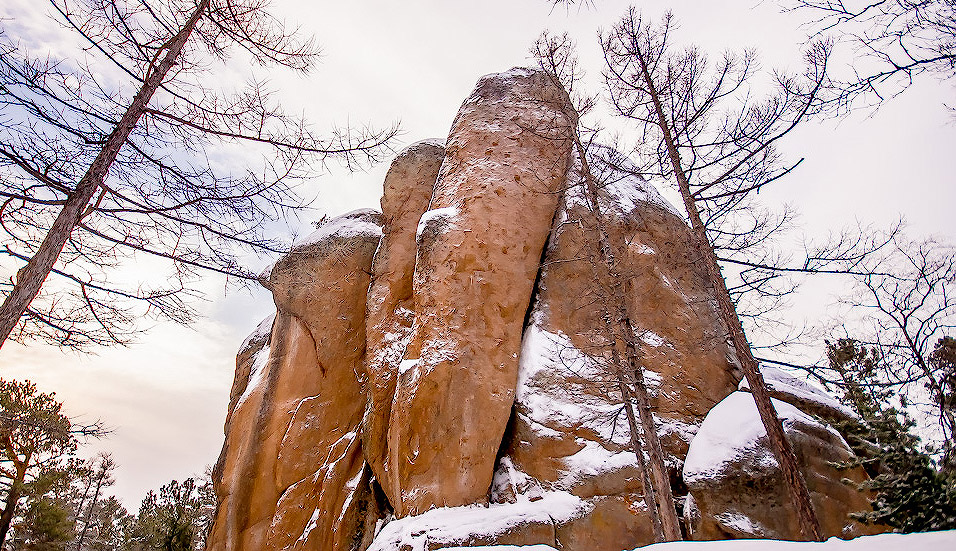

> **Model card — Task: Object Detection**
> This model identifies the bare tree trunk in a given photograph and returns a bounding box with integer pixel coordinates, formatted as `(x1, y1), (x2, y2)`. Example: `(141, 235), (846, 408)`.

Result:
(609, 339), (663, 539)
(76, 462), (108, 550)
(0, 463), (26, 548)
(573, 132), (683, 542)
(0, 0), (210, 351)
(619, 314), (682, 540)
(72, 469), (96, 547)
(632, 47), (823, 541)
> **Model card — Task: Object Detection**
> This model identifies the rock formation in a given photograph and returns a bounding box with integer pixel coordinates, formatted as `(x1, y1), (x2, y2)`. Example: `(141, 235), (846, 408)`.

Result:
(207, 68), (882, 551)
(209, 210), (382, 551)
(682, 369), (883, 541)
(363, 139), (445, 502)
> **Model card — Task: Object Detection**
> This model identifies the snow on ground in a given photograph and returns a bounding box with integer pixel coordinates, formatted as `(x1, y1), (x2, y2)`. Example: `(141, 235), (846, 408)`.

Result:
(437, 530), (956, 551)
(366, 490), (590, 551)
(644, 530), (956, 550)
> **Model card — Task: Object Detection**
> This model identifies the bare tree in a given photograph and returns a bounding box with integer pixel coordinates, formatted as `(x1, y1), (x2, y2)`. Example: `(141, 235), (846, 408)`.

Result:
(805, 233), (956, 465)
(533, 33), (683, 542)
(73, 453), (114, 551)
(601, 9), (833, 540)
(0, 0), (396, 351)
(785, 0), (956, 111)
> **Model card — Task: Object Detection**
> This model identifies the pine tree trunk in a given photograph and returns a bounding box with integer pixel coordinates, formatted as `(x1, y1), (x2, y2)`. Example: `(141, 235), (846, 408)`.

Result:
(573, 132), (683, 542)
(633, 49), (823, 541)
(619, 315), (682, 540)
(0, 0), (210, 351)
(0, 468), (25, 548)
(610, 341), (663, 539)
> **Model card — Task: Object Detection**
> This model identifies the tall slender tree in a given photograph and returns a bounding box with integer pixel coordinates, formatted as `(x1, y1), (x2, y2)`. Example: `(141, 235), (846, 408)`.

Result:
(0, 0), (396, 351)
(533, 33), (683, 542)
(602, 10), (830, 540)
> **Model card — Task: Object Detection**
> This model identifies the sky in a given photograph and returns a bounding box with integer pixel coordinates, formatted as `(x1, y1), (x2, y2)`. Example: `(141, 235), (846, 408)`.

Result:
(1, 0), (954, 509)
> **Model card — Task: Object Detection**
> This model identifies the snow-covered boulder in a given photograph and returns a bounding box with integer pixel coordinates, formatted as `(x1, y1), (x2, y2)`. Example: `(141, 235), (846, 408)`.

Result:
(682, 391), (880, 541)
(738, 366), (858, 425)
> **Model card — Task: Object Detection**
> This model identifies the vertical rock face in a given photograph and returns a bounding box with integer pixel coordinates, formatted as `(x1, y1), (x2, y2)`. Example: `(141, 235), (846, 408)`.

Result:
(364, 140), (445, 504)
(207, 210), (382, 551)
(492, 150), (740, 551)
(383, 68), (576, 516)
(208, 67), (882, 551)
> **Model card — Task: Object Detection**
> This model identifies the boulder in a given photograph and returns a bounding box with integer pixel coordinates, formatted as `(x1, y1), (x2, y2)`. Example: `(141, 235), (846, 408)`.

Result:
(207, 210), (383, 551)
(682, 391), (880, 541)
(364, 140), (446, 504)
(738, 365), (859, 426)
(383, 68), (576, 516)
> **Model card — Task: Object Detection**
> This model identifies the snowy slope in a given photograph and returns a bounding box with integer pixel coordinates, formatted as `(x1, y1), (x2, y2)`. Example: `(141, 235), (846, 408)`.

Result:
(438, 530), (956, 551)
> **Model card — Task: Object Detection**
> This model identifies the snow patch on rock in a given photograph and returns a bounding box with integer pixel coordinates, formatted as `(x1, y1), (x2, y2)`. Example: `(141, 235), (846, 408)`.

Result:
(293, 208), (383, 248)
(367, 490), (590, 551)
(239, 313), (274, 355)
(235, 344), (270, 409)
(740, 365), (858, 421)
(683, 391), (845, 485)
(416, 204), (460, 240)
(516, 323), (631, 446)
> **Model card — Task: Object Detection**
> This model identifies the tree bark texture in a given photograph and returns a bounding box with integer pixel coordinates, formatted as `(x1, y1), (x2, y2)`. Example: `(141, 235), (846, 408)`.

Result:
(573, 130), (683, 542)
(0, 0), (211, 350)
(633, 48), (823, 541)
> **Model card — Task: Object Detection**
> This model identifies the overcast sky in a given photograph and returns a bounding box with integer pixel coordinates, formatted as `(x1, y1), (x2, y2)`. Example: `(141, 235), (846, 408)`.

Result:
(1, 0), (953, 509)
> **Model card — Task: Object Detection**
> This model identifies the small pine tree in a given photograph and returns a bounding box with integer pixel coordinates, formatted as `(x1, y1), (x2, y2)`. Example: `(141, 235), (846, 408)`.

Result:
(826, 339), (956, 532)
(9, 496), (75, 550)
(929, 336), (956, 472)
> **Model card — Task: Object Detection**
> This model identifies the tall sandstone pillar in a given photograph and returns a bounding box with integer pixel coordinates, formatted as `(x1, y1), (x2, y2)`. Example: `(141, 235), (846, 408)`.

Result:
(364, 140), (446, 503)
(207, 210), (383, 551)
(383, 68), (576, 516)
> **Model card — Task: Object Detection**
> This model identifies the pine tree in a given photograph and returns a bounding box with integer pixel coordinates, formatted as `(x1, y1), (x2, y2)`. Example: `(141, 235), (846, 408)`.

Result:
(827, 339), (956, 532)
(8, 496), (75, 550)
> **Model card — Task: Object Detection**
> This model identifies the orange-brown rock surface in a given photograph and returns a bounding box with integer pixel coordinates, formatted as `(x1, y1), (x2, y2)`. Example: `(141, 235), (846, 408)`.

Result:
(487, 149), (740, 551)
(382, 67), (576, 516)
(208, 67), (881, 551)
(363, 140), (445, 505)
(207, 210), (382, 551)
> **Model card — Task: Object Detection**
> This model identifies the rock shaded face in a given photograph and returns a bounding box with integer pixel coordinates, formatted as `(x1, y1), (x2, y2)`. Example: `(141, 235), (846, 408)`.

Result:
(207, 67), (881, 551)
(363, 140), (446, 506)
(207, 210), (382, 551)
